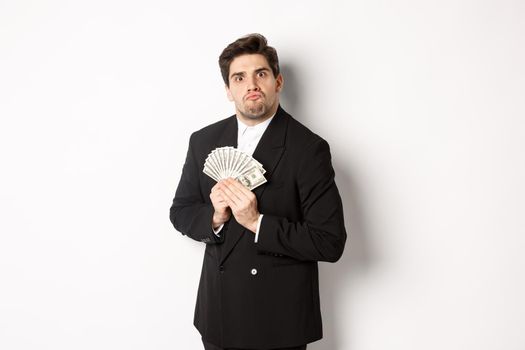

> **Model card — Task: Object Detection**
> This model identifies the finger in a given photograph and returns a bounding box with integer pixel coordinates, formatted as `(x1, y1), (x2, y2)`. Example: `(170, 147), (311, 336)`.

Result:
(216, 187), (239, 208)
(210, 191), (221, 202)
(210, 191), (228, 206)
(211, 182), (223, 193)
(225, 177), (251, 194)
(216, 197), (228, 206)
(212, 179), (230, 191)
(224, 178), (253, 201)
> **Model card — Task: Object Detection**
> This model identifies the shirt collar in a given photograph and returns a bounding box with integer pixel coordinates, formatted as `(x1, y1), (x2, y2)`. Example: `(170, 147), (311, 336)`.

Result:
(236, 113), (275, 136)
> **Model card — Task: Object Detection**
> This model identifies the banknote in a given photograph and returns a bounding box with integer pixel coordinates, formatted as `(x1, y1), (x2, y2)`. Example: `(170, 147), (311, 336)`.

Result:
(203, 146), (267, 190)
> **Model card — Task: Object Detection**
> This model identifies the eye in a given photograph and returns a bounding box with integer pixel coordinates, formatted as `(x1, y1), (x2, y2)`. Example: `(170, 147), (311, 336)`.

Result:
(257, 71), (266, 78)
(233, 75), (243, 82)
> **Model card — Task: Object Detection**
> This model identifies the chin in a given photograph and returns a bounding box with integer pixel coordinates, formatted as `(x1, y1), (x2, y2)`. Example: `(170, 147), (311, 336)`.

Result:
(247, 110), (267, 119)
(244, 105), (266, 119)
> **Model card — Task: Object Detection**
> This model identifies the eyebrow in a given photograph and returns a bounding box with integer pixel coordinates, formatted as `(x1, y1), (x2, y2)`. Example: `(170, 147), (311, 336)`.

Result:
(229, 67), (271, 79)
(230, 71), (245, 79)
(255, 67), (270, 74)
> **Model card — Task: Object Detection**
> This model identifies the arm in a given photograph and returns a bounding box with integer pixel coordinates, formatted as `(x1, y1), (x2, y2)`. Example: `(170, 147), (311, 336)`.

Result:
(256, 139), (347, 262)
(169, 133), (227, 244)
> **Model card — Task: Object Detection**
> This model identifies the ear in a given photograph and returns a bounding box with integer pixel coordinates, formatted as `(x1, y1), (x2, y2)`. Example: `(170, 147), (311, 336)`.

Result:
(275, 73), (284, 92)
(225, 84), (234, 101)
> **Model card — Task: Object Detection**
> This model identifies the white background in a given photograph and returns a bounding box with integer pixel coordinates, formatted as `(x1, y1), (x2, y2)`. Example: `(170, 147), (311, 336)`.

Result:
(1, 1), (524, 349)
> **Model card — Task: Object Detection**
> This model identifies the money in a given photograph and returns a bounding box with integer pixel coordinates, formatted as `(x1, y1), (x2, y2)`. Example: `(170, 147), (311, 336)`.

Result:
(203, 146), (267, 191)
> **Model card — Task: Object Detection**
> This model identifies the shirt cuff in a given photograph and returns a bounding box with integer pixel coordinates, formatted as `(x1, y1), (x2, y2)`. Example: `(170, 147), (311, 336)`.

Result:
(254, 214), (264, 243)
(213, 224), (224, 236)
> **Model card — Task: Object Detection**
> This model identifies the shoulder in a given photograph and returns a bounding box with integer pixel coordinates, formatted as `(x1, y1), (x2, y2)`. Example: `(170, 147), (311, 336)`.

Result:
(189, 114), (235, 142)
(281, 111), (334, 176)
(283, 110), (328, 151)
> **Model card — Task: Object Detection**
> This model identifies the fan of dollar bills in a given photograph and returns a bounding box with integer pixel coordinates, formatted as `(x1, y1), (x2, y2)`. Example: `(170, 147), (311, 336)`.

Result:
(203, 146), (267, 191)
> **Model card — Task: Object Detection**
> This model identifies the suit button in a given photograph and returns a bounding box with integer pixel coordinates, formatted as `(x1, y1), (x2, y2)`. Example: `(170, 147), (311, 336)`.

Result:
(251, 268), (257, 275)
(219, 265), (225, 273)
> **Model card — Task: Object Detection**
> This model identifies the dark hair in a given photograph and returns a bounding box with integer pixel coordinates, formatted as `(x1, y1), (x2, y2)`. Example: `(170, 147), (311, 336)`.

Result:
(219, 33), (280, 87)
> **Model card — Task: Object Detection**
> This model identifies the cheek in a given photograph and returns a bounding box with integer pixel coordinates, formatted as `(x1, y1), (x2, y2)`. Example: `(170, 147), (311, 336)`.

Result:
(228, 89), (243, 102)
(264, 82), (278, 93)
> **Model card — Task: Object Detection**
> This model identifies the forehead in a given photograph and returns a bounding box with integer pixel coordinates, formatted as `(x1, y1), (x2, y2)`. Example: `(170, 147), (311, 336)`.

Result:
(229, 54), (271, 74)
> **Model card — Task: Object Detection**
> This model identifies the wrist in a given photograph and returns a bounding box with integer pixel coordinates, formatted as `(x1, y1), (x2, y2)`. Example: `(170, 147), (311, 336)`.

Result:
(248, 213), (260, 234)
(212, 211), (228, 228)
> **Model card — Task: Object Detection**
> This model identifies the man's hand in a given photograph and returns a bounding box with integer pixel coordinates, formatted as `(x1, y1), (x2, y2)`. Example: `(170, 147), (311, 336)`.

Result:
(215, 178), (260, 233)
(210, 182), (232, 229)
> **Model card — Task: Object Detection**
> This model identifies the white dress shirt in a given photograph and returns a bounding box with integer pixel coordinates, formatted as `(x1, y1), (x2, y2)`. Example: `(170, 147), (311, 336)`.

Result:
(213, 113), (275, 243)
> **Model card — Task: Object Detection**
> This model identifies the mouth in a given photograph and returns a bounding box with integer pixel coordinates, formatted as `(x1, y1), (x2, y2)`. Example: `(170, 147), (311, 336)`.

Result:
(245, 93), (262, 101)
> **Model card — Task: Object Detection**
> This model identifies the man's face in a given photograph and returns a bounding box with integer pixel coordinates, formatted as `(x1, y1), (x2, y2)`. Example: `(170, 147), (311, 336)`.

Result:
(226, 54), (283, 125)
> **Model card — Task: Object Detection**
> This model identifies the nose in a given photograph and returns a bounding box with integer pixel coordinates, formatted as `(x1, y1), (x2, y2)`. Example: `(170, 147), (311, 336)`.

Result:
(247, 75), (260, 92)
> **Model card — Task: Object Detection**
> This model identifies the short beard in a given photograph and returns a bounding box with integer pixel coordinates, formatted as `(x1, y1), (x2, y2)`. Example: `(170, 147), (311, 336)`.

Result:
(240, 101), (267, 120)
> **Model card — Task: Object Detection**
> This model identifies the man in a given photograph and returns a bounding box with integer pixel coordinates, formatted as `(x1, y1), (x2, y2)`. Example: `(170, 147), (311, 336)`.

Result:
(170, 34), (347, 350)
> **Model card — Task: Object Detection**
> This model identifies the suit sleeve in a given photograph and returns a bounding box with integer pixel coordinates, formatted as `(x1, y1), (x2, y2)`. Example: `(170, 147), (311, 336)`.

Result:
(169, 133), (226, 244)
(256, 138), (346, 262)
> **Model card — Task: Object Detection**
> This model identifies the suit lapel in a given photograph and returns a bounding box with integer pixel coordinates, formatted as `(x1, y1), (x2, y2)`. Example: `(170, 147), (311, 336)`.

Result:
(219, 106), (288, 264)
(203, 116), (237, 195)
(215, 116), (238, 148)
(251, 106), (288, 200)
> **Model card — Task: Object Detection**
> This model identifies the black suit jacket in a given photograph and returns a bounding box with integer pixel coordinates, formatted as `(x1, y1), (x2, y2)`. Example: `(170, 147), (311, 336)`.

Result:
(170, 106), (347, 349)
